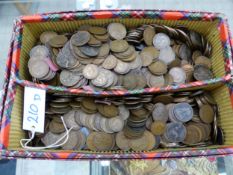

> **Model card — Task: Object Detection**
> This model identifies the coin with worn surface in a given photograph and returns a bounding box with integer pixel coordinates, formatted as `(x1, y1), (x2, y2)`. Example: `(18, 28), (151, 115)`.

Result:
(40, 31), (58, 44)
(60, 70), (82, 87)
(194, 55), (212, 69)
(152, 103), (169, 122)
(165, 122), (187, 143)
(173, 103), (193, 122)
(108, 117), (124, 132)
(193, 65), (214, 81)
(153, 94), (174, 104)
(49, 119), (65, 134)
(79, 45), (99, 57)
(129, 133), (148, 151)
(118, 105), (130, 120)
(169, 67), (186, 84)
(30, 45), (50, 58)
(144, 130), (156, 150)
(114, 60), (130, 74)
(108, 23), (127, 40)
(82, 64), (99, 79)
(148, 61), (167, 75)
(150, 121), (166, 136)
(49, 35), (68, 47)
(91, 69), (108, 87)
(71, 31), (90, 46)
(102, 55), (117, 69)
(29, 60), (49, 79)
(148, 75), (165, 88)
(153, 33), (171, 50)
(183, 124), (202, 144)
(62, 130), (79, 150)
(199, 104), (214, 123)
(116, 131), (130, 150)
(63, 110), (81, 130)
(158, 46), (175, 65)
(143, 26), (155, 46)
(88, 26), (107, 35)
(41, 131), (65, 146)
(110, 40), (129, 53)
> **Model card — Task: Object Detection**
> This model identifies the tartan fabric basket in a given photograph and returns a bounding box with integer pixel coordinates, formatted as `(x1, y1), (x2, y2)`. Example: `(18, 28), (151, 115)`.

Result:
(1, 10), (233, 160)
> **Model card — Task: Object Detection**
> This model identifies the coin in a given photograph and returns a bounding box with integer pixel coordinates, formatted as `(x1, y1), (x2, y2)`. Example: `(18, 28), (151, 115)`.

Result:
(102, 55), (117, 69)
(152, 103), (169, 122)
(114, 60), (130, 74)
(108, 23), (127, 40)
(49, 119), (65, 134)
(153, 94), (174, 104)
(28, 60), (50, 79)
(110, 40), (129, 53)
(82, 64), (99, 79)
(153, 33), (171, 50)
(169, 67), (186, 84)
(194, 55), (212, 69)
(129, 133), (148, 151)
(115, 131), (130, 151)
(71, 31), (90, 46)
(49, 35), (68, 48)
(118, 105), (130, 120)
(30, 45), (50, 58)
(62, 130), (80, 150)
(164, 122), (187, 143)
(193, 65), (214, 81)
(91, 69), (108, 87)
(63, 110), (81, 130)
(148, 61), (167, 75)
(108, 117), (124, 132)
(143, 26), (155, 46)
(158, 46), (175, 65)
(41, 131), (65, 146)
(88, 26), (107, 35)
(199, 104), (214, 123)
(173, 103), (193, 122)
(148, 75), (165, 88)
(79, 45), (99, 57)
(150, 121), (166, 135)
(60, 70), (82, 87)
(40, 31), (58, 44)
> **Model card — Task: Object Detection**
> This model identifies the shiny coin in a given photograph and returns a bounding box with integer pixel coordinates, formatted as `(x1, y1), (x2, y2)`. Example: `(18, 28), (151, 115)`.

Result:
(108, 23), (127, 40)
(82, 64), (99, 79)
(199, 104), (214, 124)
(71, 31), (90, 46)
(169, 67), (186, 84)
(158, 46), (175, 65)
(193, 65), (214, 81)
(153, 33), (171, 50)
(173, 103), (193, 122)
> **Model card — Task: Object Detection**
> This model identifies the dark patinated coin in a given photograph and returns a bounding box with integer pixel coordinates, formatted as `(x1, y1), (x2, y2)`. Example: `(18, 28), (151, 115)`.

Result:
(71, 31), (90, 46)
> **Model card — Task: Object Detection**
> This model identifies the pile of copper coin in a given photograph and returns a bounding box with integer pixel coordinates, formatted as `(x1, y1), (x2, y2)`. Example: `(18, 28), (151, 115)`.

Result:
(30, 90), (223, 151)
(28, 23), (214, 90)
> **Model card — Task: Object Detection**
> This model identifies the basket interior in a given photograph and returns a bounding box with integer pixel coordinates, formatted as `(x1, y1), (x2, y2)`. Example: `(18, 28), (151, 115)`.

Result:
(7, 17), (233, 153)
(8, 83), (233, 153)
(19, 18), (226, 83)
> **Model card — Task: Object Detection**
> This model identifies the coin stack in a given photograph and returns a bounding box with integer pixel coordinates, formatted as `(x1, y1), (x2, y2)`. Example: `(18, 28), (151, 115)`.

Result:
(28, 22), (214, 90)
(34, 89), (222, 151)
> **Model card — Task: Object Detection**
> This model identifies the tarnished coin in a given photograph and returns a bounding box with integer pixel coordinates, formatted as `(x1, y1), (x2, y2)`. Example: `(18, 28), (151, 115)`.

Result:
(150, 121), (166, 136)
(153, 33), (171, 50)
(148, 61), (167, 75)
(144, 130), (156, 150)
(148, 75), (165, 88)
(152, 103), (169, 122)
(173, 103), (193, 122)
(49, 35), (68, 47)
(108, 23), (127, 40)
(108, 117), (124, 132)
(153, 94), (174, 104)
(183, 124), (202, 145)
(49, 119), (65, 134)
(143, 26), (155, 46)
(165, 122), (187, 143)
(140, 51), (154, 67)
(88, 26), (107, 35)
(193, 65), (214, 81)
(29, 60), (49, 79)
(199, 104), (214, 124)
(114, 60), (130, 74)
(116, 131), (130, 150)
(81, 98), (97, 112)
(79, 45), (99, 57)
(158, 46), (176, 65)
(71, 31), (90, 46)
(40, 31), (58, 44)
(30, 45), (49, 58)
(63, 110), (81, 130)
(129, 133), (148, 151)
(102, 55), (117, 69)
(194, 55), (212, 69)
(169, 67), (186, 84)
(62, 130), (79, 150)
(110, 40), (129, 53)
(82, 64), (99, 79)
(41, 131), (65, 146)
(60, 70), (82, 87)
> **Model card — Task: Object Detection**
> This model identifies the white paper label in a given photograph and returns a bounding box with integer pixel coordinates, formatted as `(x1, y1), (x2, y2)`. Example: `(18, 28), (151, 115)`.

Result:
(23, 87), (46, 133)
